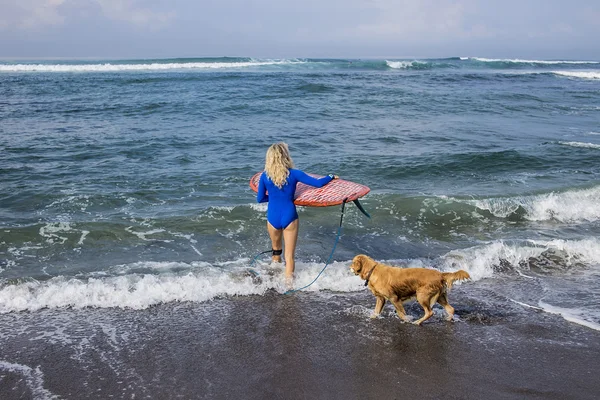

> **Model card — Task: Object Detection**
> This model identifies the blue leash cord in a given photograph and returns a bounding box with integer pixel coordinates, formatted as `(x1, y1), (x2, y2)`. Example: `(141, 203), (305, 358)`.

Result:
(285, 200), (347, 295)
(248, 199), (356, 294)
(246, 250), (272, 278)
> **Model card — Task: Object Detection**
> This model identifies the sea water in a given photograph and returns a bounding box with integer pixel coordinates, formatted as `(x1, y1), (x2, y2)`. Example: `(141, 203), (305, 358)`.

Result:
(1, 57), (600, 327)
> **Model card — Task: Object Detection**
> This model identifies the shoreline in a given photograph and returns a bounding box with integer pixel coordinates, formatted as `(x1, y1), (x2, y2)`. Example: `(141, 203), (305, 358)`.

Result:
(1, 288), (599, 399)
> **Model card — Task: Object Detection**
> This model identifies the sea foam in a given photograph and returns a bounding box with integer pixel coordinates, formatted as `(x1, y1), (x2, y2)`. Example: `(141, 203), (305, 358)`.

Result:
(557, 141), (600, 150)
(0, 361), (58, 399)
(0, 60), (305, 73)
(464, 185), (600, 223)
(386, 60), (417, 69)
(438, 237), (600, 280)
(538, 301), (600, 331)
(0, 260), (362, 313)
(3, 237), (600, 313)
(511, 300), (600, 332)
(552, 71), (600, 80)
(470, 57), (599, 65)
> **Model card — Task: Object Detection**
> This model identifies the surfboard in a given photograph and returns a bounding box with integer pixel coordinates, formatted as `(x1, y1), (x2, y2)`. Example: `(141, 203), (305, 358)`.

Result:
(249, 172), (370, 207)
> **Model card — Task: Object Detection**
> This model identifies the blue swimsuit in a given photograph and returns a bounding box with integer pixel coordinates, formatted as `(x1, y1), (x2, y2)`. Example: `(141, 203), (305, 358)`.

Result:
(257, 169), (333, 229)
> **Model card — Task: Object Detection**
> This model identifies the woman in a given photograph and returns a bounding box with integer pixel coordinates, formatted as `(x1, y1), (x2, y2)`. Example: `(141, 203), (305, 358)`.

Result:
(257, 143), (337, 283)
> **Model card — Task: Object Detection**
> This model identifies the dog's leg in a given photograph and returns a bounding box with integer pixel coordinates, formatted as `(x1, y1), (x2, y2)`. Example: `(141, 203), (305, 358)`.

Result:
(414, 293), (435, 325)
(437, 293), (455, 321)
(371, 296), (386, 318)
(389, 296), (410, 323)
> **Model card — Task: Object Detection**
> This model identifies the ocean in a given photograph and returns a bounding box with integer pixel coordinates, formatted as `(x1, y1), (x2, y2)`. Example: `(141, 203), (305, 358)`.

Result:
(1, 57), (600, 398)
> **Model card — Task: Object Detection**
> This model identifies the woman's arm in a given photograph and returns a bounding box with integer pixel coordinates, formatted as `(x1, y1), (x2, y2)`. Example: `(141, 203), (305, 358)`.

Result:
(291, 169), (336, 188)
(257, 172), (269, 203)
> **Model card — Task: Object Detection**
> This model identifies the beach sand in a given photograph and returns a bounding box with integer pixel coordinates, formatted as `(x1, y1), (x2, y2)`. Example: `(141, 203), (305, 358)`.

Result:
(1, 286), (599, 399)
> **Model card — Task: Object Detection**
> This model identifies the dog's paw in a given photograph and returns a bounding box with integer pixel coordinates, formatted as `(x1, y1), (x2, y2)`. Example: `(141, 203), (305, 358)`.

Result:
(397, 315), (413, 323)
(447, 314), (461, 322)
(369, 313), (382, 319)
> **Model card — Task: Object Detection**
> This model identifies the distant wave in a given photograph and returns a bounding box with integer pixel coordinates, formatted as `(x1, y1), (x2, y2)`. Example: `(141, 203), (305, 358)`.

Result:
(385, 60), (434, 69)
(467, 57), (599, 65)
(2, 57), (599, 73)
(0, 59), (307, 73)
(557, 141), (600, 150)
(385, 60), (416, 69)
(551, 71), (600, 80)
(463, 185), (600, 223)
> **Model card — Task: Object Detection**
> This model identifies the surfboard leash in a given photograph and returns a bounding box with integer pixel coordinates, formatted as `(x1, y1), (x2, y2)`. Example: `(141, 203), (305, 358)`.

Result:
(248, 198), (370, 293)
(246, 250), (272, 280)
(284, 199), (348, 295)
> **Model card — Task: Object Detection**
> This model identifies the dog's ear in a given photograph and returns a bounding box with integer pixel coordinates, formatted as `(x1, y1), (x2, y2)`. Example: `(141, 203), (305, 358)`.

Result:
(352, 254), (372, 276)
(357, 255), (375, 279)
(351, 254), (364, 273)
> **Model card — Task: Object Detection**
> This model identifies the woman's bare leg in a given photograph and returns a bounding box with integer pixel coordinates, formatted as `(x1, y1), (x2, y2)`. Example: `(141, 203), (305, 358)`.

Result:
(283, 219), (299, 281)
(267, 222), (283, 263)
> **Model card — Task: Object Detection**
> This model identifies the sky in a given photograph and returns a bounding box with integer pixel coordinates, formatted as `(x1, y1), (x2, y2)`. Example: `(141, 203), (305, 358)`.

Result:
(0, 0), (599, 60)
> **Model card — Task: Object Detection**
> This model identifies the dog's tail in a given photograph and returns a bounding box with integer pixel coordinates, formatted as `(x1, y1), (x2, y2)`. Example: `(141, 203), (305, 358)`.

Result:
(442, 270), (471, 289)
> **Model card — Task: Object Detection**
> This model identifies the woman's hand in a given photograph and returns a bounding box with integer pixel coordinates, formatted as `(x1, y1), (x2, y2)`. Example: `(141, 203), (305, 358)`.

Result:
(328, 174), (339, 180)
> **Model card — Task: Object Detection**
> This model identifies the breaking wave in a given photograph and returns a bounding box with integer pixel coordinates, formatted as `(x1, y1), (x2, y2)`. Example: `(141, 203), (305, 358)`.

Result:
(0, 59), (307, 73)
(462, 185), (600, 223)
(2, 237), (600, 313)
(552, 71), (600, 80)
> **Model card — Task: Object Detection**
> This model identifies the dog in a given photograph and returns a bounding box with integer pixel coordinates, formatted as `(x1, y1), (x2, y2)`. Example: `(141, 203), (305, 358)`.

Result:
(350, 254), (470, 325)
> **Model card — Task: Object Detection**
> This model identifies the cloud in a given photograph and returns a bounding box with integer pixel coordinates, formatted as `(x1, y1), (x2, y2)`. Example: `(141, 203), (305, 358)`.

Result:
(0, 0), (175, 31)
(351, 0), (481, 40)
(0, 0), (66, 30)
(94, 0), (175, 28)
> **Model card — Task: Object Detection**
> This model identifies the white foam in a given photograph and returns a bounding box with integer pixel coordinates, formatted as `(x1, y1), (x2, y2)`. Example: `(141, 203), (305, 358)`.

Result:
(250, 203), (268, 212)
(558, 141), (600, 150)
(103, 260), (212, 275)
(470, 57), (599, 65)
(190, 244), (203, 256)
(77, 230), (89, 246)
(464, 185), (600, 223)
(386, 60), (416, 69)
(0, 260), (362, 313)
(439, 238), (600, 281)
(209, 206), (236, 212)
(0, 60), (306, 73)
(512, 300), (600, 331)
(552, 71), (600, 80)
(3, 238), (599, 313)
(39, 222), (72, 244)
(538, 301), (600, 331)
(529, 238), (600, 264)
(0, 361), (58, 399)
(124, 227), (170, 241)
(441, 241), (538, 280)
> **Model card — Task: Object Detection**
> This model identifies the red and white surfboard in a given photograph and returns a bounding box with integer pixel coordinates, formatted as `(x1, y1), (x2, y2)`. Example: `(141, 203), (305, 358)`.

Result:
(249, 172), (370, 207)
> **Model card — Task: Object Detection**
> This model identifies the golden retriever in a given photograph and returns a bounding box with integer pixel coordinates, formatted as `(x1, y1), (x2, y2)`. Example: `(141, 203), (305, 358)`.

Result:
(350, 254), (470, 325)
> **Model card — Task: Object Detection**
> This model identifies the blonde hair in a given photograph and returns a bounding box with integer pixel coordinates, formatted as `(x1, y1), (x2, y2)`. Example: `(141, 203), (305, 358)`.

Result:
(265, 142), (295, 188)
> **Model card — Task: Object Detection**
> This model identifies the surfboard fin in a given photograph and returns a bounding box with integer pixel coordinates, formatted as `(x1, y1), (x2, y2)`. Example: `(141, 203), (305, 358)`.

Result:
(352, 199), (371, 219)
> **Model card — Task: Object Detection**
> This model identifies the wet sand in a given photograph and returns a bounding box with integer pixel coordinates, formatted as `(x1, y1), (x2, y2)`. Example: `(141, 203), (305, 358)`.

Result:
(1, 287), (599, 399)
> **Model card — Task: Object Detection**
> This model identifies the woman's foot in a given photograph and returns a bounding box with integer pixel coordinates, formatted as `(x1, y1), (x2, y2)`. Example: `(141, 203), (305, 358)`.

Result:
(284, 273), (294, 290)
